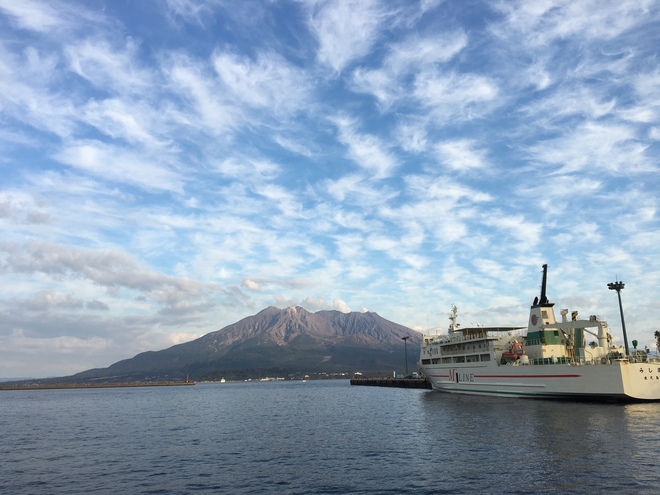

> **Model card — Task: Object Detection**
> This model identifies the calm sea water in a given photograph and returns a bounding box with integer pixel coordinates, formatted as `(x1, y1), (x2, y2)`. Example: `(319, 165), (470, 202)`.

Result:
(1, 380), (659, 494)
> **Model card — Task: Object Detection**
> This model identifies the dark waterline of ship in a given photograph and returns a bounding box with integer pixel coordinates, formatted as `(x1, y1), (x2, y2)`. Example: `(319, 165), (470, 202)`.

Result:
(1, 380), (659, 494)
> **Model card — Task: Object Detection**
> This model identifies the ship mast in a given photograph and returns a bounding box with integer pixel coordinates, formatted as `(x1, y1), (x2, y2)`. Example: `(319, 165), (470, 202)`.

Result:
(540, 263), (548, 305)
(533, 264), (554, 308)
(448, 305), (459, 334)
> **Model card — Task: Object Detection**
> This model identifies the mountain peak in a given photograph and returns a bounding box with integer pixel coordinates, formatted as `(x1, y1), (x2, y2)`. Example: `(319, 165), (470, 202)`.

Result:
(285, 305), (307, 314)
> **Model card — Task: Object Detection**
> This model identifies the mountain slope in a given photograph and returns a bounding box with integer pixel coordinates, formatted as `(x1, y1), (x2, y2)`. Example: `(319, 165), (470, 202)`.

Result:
(64, 306), (420, 382)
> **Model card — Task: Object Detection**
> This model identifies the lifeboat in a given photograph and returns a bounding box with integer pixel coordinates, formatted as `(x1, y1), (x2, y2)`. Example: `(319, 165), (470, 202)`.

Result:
(502, 341), (525, 361)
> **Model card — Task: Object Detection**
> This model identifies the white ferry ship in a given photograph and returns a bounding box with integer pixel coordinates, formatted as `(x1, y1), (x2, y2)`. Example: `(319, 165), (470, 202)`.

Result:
(418, 265), (660, 401)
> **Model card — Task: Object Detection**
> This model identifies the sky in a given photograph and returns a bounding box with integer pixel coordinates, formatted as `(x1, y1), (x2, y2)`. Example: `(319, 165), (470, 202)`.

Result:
(1, 0), (659, 378)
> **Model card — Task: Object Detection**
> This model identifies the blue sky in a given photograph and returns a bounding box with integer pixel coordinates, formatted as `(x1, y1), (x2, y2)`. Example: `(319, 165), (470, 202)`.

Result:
(1, 0), (659, 378)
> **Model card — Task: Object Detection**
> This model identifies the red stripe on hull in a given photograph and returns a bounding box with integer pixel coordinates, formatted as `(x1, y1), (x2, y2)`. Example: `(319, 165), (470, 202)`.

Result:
(474, 374), (581, 379)
(427, 374), (581, 379)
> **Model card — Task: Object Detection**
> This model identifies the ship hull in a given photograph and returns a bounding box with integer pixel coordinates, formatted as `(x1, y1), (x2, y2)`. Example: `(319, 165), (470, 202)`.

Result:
(421, 360), (660, 402)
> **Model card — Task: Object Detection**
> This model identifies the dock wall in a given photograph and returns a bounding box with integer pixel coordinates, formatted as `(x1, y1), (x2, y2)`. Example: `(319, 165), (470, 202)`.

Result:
(350, 378), (432, 389)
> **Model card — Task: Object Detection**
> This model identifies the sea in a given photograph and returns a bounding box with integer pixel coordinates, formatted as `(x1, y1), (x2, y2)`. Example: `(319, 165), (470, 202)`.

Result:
(1, 380), (659, 495)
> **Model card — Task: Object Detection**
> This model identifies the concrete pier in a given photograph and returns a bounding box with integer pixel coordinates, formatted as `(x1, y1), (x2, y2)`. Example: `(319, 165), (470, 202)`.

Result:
(350, 378), (432, 389)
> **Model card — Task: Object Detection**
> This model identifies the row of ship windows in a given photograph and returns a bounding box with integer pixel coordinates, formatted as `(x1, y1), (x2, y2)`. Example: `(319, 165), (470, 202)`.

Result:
(429, 343), (490, 354)
(423, 354), (492, 365)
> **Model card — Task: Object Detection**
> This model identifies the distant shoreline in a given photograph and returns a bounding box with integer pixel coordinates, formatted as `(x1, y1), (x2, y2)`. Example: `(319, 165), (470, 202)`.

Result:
(0, 381), (195, 391)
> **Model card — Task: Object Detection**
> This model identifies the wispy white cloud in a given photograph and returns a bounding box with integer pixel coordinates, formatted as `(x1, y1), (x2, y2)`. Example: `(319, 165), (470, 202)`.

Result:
(54, 140), (185, 192)
(527, 122), (654, 175)
(164, 0), (213, 26)
(309, 0), (388, 74)
(435, 139), (489, 172)
(216, 156), (281, 181)
(164, 53), (240, 134)
(481, 211), (542, 253)
(413, 70), (500, 123)
(520, 87), (619, 126)
(0, 0), (69, 32)
(351, 31), (468, 109)
(255, 183), (302, 218)
(66, 38), (153, 95)
(321, 173), (398, 204)
(273, 135), (316, 157)
(492, 0), (654, 46)
(332, 115), (398, 178)
(515, 175), (603, 215)
(0, 46), (75, 138)
(212, 50), (311, 115)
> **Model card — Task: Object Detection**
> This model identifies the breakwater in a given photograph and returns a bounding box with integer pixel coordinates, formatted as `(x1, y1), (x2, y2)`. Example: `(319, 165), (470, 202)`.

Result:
(0, 381), (195, 391)
(350, 377), (432, 389)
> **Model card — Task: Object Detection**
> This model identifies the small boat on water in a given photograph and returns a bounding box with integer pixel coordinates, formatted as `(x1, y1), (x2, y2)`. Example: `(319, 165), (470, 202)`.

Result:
(418, 265), (660, 401)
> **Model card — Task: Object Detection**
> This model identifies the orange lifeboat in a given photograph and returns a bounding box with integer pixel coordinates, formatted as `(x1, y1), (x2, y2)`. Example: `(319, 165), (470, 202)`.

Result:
(502, 341), (525, 361)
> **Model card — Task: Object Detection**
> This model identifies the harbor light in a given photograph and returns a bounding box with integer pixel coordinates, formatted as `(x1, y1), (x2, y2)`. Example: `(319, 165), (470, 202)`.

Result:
(607, 281), (630, 356)
(402, 336), (410, 375)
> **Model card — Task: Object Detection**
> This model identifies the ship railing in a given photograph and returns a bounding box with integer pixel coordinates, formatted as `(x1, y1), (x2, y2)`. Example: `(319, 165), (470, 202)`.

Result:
(524, 355), (660, 366)
(624, 354), (659, 364)
(425, 333), (492, 345)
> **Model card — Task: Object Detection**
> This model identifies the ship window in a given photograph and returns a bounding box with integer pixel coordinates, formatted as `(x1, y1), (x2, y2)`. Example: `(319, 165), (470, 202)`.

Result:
(422, 359), (431, 365)
(441, 357), (452, 364)
(454, 356), (465, 363)
(466, 355), (479, 362)
(542, 311), (548, 318)
(480, 354), (490, 361)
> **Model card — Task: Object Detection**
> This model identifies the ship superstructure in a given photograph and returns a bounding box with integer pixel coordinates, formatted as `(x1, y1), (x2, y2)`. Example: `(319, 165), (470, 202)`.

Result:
(418, 265), (660, 401)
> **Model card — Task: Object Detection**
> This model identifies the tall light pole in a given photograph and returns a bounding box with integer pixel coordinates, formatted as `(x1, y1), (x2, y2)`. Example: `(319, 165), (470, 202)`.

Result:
(607, 280), (629, 356)
(401, 336), (409, 376)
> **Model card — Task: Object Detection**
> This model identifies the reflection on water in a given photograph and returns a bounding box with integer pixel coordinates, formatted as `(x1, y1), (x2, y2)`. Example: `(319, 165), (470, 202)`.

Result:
(418, 391), (660, 493)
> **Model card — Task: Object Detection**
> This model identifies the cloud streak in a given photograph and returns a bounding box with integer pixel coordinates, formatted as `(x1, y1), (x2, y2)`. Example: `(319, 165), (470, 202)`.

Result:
(0, 240), (215, 308)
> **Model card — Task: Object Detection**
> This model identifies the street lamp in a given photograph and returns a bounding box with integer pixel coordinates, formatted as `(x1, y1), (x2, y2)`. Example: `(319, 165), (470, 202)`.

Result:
(401, 336), (410, 376)
(607, 280), (629, 356)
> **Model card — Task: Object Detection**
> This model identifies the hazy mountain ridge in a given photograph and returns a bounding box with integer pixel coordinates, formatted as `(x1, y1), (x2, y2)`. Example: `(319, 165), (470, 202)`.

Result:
(199, 306), (411, 348)
(26, 306), (420, 383)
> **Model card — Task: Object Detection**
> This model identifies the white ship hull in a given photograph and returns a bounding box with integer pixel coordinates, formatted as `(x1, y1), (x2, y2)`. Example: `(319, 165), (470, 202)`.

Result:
(421, 360), (660, 401)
